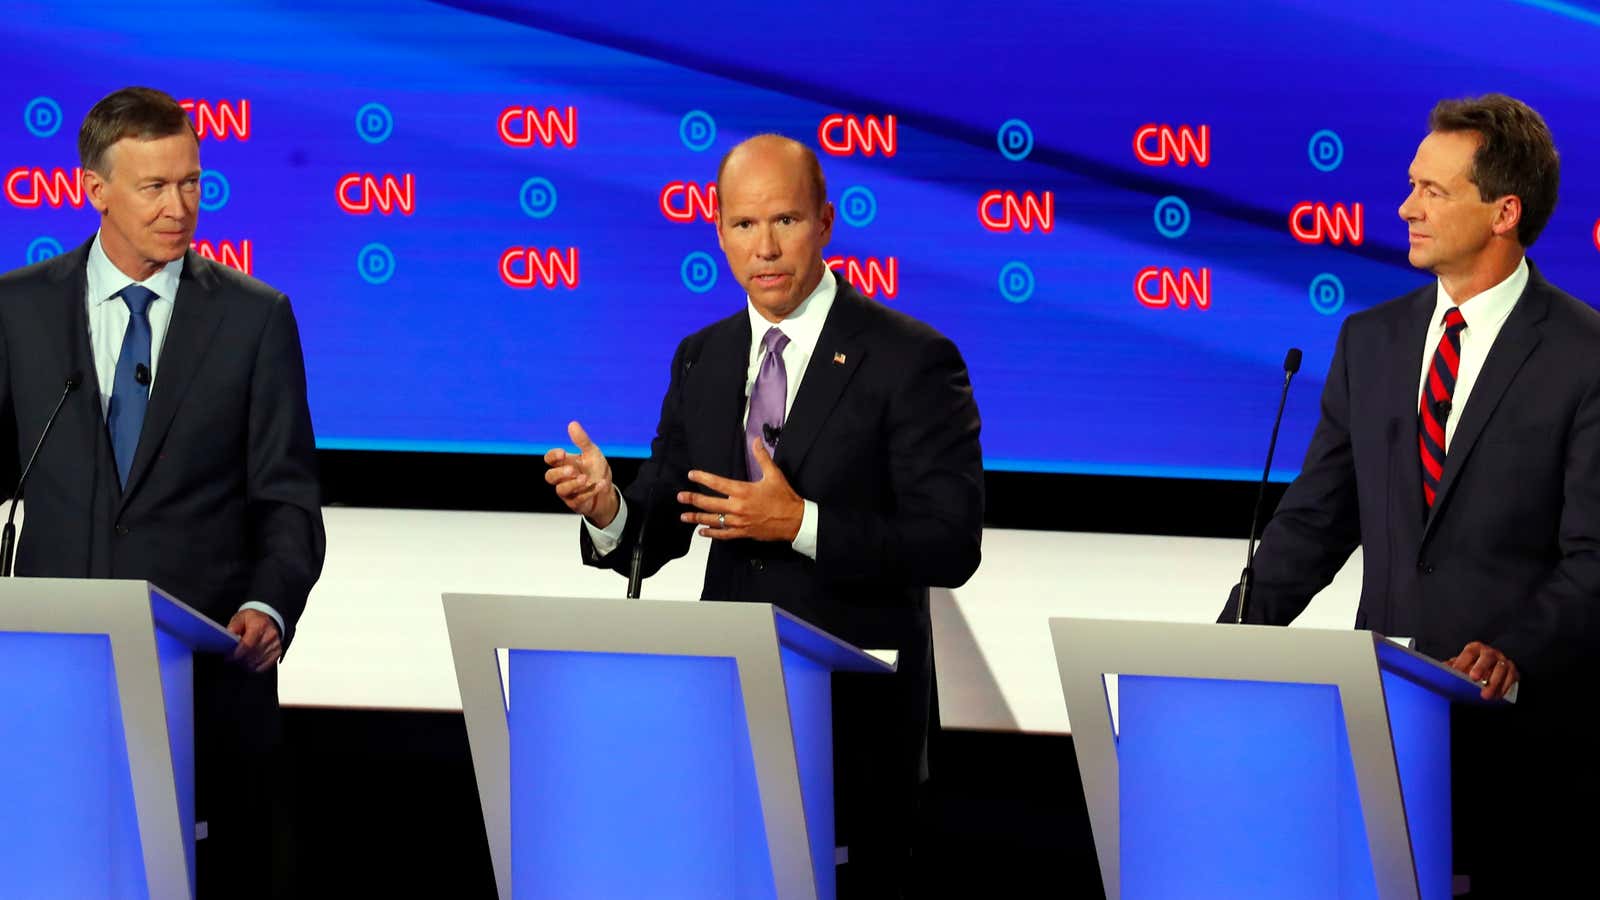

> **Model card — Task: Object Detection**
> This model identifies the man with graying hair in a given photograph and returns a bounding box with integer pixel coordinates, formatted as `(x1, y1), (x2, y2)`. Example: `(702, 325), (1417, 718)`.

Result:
(0, 85), (324, 898)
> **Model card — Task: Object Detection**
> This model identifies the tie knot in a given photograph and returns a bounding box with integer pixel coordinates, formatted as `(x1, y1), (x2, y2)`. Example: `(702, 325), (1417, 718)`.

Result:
(761, 326), (790, 356)
(1442, 307), (1466, 333)
(119, 285), (158, 317)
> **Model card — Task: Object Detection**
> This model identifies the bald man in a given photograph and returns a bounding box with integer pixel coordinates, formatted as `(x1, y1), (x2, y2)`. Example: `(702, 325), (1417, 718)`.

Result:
(545, 134), (984, 896)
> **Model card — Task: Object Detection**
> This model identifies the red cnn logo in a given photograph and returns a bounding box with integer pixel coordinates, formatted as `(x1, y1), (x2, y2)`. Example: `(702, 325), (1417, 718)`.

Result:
(1133, 124), (1210, 167)
(191, 239), (253, 274)
(819, 114), (897, 157)
(978, 190), (1055, 233)
(500, 247), (580, 289)
(499, 106), (578, 148)
(826, 256), (899, 299)
(337, 174), (415, 215)
(179, 99), (250, 141)
(1135, 267), (1211, 309)
(660, 182), (718, 222)
(5, 167), (84, 208)
(1290, 202), (1364, 245)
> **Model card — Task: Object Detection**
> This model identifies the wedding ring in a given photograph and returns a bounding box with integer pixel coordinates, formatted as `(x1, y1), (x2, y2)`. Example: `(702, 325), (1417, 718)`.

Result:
(717, 513), (726, 528)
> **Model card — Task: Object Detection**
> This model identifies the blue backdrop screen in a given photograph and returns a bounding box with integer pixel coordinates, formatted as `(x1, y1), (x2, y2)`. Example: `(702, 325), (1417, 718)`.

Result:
(3, 0), (1598, 479)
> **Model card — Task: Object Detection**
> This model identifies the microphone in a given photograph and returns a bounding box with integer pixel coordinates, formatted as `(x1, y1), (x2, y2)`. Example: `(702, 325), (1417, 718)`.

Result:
(2, 372), (83, 577)
(762, 423), (782, 445)
(134, 363), (150, 386)
(1434, 399), (1451, 422)
(1234, 349), (1303, 624)
(626, 482), (664, 600)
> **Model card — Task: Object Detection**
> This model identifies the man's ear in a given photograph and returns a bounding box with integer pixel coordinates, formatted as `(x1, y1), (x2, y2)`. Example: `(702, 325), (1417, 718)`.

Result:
(1492, 194), (1523, 241)
(81, 168), (109, 216)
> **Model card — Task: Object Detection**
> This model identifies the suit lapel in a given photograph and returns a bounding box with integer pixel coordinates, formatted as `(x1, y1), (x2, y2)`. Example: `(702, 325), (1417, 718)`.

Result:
(36, 243), (116, 472)
(44, 242), (104, 411)
(1423, 274), (1548, 539)
(121, 253), (225, 503)
(1387, 286), (1434, 529)
(697, 312), (752, 479)
(774, 282), (869, 475)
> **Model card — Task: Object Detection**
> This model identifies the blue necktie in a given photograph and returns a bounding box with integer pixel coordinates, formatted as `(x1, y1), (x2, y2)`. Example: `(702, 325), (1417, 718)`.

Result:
(108, 285), (157, 486)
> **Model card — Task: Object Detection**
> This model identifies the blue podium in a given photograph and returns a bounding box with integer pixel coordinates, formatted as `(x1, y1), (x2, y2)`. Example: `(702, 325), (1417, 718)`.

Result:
(443, 593), (894, 900)
(1051, 619), (1506, 900)
(0, 578), (238, 900)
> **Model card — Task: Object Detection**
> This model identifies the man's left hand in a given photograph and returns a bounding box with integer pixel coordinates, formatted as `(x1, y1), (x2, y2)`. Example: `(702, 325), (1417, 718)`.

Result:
(679, 437), (805, 543)
(1448, 640), (1519, 701)
(228, 609), (282, 673)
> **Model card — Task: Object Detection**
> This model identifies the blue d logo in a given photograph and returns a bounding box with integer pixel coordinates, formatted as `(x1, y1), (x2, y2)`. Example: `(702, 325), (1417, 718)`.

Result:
(999, 261), (1036, 303)
(1154, 196), (1191, 239)
(840, 186), (877, 227)
(681, 251), (718, 293)
(356, 103), (395, 144)
(519, 177), (558, 219)
(1309, 273), (1345, 315)
(680, 111), (717, 152)
(358, 243), (397, 284)
(997, 119), (1034, 161)
(1308, 130), (1344, 173)
(24, 97), (63, 138)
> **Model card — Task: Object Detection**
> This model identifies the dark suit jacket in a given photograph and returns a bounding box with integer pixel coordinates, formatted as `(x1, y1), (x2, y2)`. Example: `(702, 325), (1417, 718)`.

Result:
(582, 279), (984, 778)
(0, 238), (325, 747)
(1224, 263), (1600, 695)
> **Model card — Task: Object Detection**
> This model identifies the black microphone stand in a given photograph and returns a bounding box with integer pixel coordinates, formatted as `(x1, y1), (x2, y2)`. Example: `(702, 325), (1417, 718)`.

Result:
(1234, 350), (1301, 624)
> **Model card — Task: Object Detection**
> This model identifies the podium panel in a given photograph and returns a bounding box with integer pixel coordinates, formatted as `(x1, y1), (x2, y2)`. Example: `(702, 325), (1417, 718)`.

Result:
(0, 579), (236, 900)
(444, 594), (889, 900)
(507, 650), (774, 898)
(1052, 619), (1495, 900)
(1120, 677), (1370, 898)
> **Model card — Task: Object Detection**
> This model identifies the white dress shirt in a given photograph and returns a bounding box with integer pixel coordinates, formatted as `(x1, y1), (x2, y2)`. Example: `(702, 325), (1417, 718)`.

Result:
(1416, 257), (1528, 451)
(85, 232), (179, 417)
(84, 231), (284, 635)
(587, 267), (839, 560)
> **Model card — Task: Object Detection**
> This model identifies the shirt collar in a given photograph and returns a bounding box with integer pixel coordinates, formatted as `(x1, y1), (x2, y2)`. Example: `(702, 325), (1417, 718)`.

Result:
(86, 231), (185, 308)
(1433, 256), (1528, 330)
(745, 265), (837, 351)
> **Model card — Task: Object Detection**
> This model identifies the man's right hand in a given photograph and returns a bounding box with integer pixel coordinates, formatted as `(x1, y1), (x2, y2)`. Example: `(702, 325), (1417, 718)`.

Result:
(544, 420), (619, 528)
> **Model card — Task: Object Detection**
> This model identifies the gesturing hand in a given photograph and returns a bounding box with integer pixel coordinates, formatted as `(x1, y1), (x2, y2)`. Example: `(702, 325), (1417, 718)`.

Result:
(678, 437), (805, 543)
(544, 420), (620, 528)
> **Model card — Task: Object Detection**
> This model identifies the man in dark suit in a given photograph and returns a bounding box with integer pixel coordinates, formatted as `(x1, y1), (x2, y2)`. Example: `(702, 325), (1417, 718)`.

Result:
(544, 134), (984, 896)
(0, 87), (324, 899)
(1221, 95), (1599, 894)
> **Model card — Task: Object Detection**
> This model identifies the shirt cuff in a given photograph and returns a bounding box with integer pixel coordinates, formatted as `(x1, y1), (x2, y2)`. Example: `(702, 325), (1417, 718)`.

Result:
(238, 601), (285, 638)
(791, 499), (819, 560)
(583, 488), (628, 558)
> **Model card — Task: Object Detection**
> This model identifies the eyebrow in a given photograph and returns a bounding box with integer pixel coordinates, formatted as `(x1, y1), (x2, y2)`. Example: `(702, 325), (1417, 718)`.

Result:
(139, 171), (201, 183)
(725, 209), (806, 222)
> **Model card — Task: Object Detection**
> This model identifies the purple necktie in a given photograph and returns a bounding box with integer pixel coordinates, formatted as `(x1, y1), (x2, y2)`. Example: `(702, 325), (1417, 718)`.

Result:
(745, 326), (791, 480)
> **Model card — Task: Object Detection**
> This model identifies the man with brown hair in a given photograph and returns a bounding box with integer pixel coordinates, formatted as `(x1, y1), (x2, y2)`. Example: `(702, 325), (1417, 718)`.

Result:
(1221, 94), (1599, 893)
(0, 87), (323, 898)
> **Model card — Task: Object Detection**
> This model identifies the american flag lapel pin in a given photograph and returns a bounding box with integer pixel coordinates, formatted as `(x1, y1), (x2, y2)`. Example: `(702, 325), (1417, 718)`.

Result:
(833, 351), (847, 365)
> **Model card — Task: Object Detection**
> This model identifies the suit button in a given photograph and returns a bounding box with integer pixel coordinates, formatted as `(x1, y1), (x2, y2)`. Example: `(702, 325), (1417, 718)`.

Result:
(114, 525), (130, 537)
(749, 559), (764, 572)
